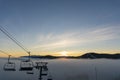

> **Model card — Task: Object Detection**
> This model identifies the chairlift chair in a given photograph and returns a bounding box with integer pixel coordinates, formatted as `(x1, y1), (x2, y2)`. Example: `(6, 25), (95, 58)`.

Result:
(35, 62), (48, 69)
(4, 62), (16, 71)
(19, 52), (34, 71)
(42, 62), (48, 71)
(43, 65), (48, 71)
(19, 60), (34, 71)
(42, 66), (48, 76)
(3, 55), (16, 71)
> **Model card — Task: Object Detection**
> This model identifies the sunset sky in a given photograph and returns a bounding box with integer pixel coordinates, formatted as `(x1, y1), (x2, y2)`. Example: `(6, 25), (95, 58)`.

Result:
(0, 0), (120, 57)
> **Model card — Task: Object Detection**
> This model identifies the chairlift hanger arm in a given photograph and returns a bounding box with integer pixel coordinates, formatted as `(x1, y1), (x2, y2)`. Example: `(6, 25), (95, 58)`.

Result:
(0, 50), (12, 63)
(0, 26), (30, 54)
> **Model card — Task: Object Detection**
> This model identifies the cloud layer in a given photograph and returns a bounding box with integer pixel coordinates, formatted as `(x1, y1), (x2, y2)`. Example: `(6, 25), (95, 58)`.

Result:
(32, 25), (120, 52)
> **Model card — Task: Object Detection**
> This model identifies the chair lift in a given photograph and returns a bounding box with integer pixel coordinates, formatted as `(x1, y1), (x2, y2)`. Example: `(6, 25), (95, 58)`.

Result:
(19, 52), (34, 71)
(41, 62), (48, 76)
(0, 26), (33, 71)
(42, 62), (48, 71)
(47, 73), (53, 80)
(35, 62), (48, 76)
(42, 68), (48, 76)
(4, 55), (16, 71)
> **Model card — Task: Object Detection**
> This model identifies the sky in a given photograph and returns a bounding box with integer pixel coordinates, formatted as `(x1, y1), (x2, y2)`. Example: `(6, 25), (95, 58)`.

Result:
(0, 0), (120, 57)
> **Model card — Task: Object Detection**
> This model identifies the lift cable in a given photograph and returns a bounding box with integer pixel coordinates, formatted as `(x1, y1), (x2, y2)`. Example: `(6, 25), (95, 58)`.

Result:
(0, 26), (34, 71)
(0, 50), (10, 56)
(0, 49), (17, 59)
(0, 26), (30, 55)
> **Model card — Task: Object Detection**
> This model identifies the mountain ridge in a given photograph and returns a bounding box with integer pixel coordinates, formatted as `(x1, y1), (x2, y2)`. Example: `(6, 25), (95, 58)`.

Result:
(20, 52), (120, 59)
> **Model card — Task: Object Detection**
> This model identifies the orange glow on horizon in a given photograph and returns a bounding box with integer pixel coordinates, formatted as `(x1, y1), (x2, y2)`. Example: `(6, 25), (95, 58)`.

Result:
(0, 50), (120, 58)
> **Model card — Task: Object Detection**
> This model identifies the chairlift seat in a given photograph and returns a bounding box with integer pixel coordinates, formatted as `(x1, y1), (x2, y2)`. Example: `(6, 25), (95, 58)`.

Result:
(47, 78), (53, 80)
(42, 73), (47, 76)
(4, 62), (16, 71)
(26, 71), (34, 74)
(4, 67), (16, 71)
(20, 67), (33, 71)
(19, 60), (33, 71)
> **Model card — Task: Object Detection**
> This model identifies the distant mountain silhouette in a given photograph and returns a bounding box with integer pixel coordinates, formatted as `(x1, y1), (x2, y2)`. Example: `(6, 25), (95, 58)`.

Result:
(21, 55), (58, 59)
(79, 52), (120, 59)
(20, 52), (120, 59)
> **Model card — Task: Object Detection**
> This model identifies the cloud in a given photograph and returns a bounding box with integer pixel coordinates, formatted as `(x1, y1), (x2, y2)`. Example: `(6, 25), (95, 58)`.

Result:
(84, 26), (120, 41)
(32, 25), (120, 51)
(33, 32), (80, 50)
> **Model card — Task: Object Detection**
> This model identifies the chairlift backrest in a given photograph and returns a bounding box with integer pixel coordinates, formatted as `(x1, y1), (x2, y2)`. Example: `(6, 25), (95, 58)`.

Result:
(4, 62), (16, 71)
(3, 55), (16, 71)
(19, 60), (34, 71)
